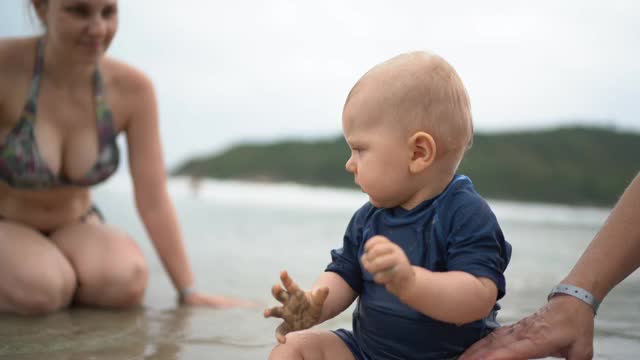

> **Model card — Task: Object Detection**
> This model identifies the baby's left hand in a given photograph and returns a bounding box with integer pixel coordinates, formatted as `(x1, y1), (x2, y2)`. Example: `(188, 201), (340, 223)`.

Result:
(361, 235), (416, 298)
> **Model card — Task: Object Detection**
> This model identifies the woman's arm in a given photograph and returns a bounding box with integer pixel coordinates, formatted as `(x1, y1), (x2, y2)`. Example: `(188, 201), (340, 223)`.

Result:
(123, 69), (248, 307)
(124, 70), (194, 295)
(461, 172), (640, 359)
(561, 172), (640, 301)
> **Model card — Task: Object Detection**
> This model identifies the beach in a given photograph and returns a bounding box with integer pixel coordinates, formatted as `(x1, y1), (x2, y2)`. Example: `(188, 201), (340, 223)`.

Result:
(0, 176), (638, 360)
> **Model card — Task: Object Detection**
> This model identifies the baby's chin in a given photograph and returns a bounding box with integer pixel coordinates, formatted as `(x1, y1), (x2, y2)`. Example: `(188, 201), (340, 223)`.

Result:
(368, 197), (390, 209)
(363, 189), (393, 208)
(369, 195), (407, 209)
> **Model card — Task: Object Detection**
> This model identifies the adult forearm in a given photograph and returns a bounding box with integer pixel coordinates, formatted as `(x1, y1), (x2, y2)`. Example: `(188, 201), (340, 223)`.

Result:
(399, 268), (496, 325)
(139, 200), (194, 293)
(562, 173), (640, 302)
(313, 272), (357, 324)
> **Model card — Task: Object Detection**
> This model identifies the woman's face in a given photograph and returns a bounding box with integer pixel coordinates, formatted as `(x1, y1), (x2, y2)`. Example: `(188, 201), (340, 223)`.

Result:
(35, 0), (119, 64)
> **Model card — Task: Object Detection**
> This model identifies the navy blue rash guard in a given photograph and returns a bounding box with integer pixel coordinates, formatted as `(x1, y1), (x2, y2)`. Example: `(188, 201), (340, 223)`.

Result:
(325, 175), (512, 359)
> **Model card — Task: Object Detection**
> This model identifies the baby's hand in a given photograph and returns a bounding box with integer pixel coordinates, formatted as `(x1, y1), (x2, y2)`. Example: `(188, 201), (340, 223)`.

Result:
(361, 235), (416, 298)
(263, 270), (329, 344)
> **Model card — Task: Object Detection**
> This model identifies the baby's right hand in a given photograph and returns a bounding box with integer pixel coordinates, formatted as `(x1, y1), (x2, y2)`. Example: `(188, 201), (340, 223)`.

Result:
(263, 270), (329, 343)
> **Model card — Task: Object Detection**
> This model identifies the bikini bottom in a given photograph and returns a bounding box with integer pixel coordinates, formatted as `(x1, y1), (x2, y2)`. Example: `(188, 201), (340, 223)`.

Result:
(0, 204), (105, 236)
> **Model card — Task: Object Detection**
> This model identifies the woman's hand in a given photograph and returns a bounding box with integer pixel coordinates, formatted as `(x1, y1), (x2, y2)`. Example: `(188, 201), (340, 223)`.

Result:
(263, 271), (329, 343)
(180, 291), (254, 308)
(460, 295), (595, 360)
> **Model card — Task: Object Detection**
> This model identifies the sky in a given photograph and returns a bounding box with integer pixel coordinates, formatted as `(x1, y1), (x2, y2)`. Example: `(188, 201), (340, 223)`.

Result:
(1, 0), (639, 168)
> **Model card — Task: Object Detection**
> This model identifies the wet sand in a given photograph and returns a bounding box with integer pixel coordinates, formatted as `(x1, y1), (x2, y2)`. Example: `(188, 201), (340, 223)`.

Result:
(0, 306), (276, 360)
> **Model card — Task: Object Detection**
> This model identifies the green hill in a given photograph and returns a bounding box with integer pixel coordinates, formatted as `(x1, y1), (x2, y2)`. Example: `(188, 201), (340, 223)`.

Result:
(173, 126), (639, 207)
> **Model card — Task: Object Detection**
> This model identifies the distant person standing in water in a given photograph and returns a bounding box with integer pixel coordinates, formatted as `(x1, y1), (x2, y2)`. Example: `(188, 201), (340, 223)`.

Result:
(0, 0), (246, 315)
(189, 176), (202, 197)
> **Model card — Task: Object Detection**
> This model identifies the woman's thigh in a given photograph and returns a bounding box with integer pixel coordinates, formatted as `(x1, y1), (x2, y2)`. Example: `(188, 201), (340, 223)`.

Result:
(0, 221), (76, 314)
(49, 220), (149, 308)
(268, 330), (356, 360)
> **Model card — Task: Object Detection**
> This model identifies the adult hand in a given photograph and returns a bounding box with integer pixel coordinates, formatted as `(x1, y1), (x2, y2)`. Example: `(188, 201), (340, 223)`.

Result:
(181, 291), (255, 308)
(263, 270), (329, 344)
(460, 295), (595, 360)
(361, 235), (415, 298)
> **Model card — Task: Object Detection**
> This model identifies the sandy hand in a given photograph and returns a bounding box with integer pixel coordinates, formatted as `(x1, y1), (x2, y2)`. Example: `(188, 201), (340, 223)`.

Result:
(263, 270), (329, 343)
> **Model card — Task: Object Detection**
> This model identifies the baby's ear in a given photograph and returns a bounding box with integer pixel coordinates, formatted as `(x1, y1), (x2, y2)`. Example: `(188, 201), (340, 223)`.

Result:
(408, 132), (436, 173)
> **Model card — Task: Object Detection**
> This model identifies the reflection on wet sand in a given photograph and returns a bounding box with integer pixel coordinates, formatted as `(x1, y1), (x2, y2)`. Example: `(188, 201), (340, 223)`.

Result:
(0, 305), (274, 360)
(0, 308), (147, 359)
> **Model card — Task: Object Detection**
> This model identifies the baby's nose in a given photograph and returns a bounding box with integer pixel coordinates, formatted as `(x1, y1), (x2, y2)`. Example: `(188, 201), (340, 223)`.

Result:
(345, 157), (356, 174)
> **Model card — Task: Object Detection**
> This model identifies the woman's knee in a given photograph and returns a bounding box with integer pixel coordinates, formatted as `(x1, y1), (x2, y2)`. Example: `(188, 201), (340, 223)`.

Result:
(113, 255), (149, 306)
(79, 253), (149, 307)
(0, 223), (77, 315)
(52, 225), (149, 307)
(7, 261), (76, 315)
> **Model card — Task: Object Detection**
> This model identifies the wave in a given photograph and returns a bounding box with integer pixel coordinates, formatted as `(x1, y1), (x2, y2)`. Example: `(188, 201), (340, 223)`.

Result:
(96, 175), (610, 227)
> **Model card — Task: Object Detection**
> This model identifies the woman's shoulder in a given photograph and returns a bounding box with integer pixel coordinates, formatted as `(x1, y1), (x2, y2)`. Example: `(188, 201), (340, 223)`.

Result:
(0, 37), (38, 120)
(0, 37), (38, 76)
(101, 57), (155, 97)
(100, 57), (158, 127)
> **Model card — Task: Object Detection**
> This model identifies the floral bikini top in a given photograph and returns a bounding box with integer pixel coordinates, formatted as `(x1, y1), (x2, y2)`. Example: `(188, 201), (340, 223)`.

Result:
(0, 39), (119, 189)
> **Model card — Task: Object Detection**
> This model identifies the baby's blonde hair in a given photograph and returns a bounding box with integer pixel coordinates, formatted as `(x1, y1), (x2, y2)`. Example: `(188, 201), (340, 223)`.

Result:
(346, 52), (473, 165)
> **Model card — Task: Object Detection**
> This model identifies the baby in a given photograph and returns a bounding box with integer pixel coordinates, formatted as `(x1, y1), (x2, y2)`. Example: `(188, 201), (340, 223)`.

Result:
(264, 52), (512, 360)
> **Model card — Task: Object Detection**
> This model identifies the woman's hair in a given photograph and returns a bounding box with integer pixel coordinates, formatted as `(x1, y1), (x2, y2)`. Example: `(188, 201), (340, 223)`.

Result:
(26, 0), (46, 29)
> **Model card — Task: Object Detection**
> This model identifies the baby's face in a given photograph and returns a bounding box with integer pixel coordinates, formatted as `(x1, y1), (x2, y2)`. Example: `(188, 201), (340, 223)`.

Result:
(342, 84), (416, 209)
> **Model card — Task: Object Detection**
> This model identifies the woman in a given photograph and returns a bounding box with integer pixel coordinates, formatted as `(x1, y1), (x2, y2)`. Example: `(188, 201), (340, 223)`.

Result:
(0, 0), (243, 314)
